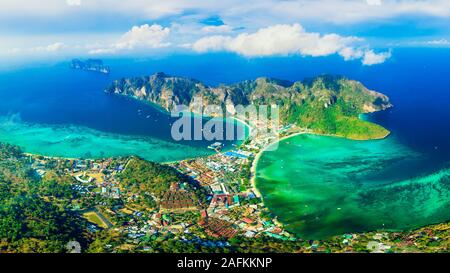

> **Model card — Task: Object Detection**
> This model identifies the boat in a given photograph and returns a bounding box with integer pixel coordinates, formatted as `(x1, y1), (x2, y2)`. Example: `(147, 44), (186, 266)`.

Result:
(207, 142), (223, 151)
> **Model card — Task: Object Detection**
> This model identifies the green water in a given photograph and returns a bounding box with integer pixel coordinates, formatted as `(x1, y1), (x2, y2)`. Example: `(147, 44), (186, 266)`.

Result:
(255, 134), (450, 239)
(0, 117), (214, 162)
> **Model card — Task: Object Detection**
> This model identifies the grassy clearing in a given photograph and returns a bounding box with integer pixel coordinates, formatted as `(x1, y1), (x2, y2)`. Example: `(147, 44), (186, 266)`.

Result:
(83, 211), (108, 229)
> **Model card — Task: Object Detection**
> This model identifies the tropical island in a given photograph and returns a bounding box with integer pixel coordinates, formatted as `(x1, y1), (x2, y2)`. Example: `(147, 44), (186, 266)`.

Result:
(0, 143), (448, 253)
(0, 73), (448, 253)
(106, 72), (392, 140)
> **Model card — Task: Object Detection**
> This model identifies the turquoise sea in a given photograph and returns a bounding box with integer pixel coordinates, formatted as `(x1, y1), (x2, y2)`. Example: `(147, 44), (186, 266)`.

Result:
(256, 134), (450, 239)
(0, 115), (217, 161)
(252, 48), (450, 239)
(0, 49), (449, 238)
(0, 62), (246, 161)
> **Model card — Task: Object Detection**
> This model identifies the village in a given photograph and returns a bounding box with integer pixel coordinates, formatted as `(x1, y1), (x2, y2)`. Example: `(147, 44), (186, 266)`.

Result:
(24, 119), (449, 253)
(26, 120), (298, 251)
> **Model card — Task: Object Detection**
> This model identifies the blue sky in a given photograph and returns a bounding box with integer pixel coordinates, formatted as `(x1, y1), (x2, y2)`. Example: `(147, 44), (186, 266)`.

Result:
(1, 0), (450, 66)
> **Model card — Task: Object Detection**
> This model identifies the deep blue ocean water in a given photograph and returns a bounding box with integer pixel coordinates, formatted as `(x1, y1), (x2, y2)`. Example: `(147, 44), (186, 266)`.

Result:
(0, 48), (449, 167)
(0, 48), (449, 236)
(0, 59), (246, 160)
(133, 48), (450, 178)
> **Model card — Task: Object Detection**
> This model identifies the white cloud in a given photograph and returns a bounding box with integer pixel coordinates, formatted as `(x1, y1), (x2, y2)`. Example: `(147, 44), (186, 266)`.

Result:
(265, 0), (450, 24)
(88, 48), (116, 55)
(116, 24), (171, 49)
(201, 25), (233, 33)
(33, 42), (67, 52)
(425, 39), (450, 46)
(193, 24), (360, 57)
(90, 24), (171, 54)
(4, 42), (67, 55)
(2, 0), (450, 26)
(403, 38), (450, 47)
(193, 35), (232, 52)
(366, 0), (382, 6)
(362, 50), (392, 65)
(66, 0), (81, 6)
(192, 23), (390, 65)
(1, 0), (450, 61)
(339, 47), (364, 61)
(1, 22), (392, 66)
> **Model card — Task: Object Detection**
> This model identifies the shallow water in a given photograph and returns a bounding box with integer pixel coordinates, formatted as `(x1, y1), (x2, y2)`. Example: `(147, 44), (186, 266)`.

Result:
(1, 51), (449, 237)
(256, 134), (450, 239)
(0, 116), (217, 161)
(0, 63), (246, 161)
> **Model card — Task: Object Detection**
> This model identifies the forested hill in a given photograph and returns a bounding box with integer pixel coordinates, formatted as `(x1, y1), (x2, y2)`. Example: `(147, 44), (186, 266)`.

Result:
(0, 144), (205, 252)
(0, 143), (86, 252)
(106, 73), (392, 140)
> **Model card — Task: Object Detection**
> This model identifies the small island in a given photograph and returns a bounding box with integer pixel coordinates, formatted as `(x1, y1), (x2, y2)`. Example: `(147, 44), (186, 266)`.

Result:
(106, 72), (392, 140)
(71, 59), (110, 74)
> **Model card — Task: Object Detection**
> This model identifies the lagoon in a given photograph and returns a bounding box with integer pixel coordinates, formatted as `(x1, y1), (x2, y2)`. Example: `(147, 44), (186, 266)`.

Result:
(0, 63), (246, 161)
(255, 134), (450, 239)
(1, 50), (449, 238)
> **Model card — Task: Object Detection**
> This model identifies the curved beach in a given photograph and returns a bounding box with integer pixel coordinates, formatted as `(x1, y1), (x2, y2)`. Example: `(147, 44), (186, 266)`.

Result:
(252, 131), (450, 239)
(249, 131), (307, 199)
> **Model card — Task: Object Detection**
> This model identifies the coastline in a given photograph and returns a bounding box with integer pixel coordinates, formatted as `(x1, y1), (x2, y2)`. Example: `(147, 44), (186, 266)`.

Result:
(20, 118), (389, 201)
(249, 131), (307, 199)
(16, 94), (391, 220)
(247, 128), (391, 232)
(15, 106), (397, 238)
(104, 93), (390, 200)
(248, 126), (391, 199)
(23, 152), (80, 161)
(162, 116), (251, 165)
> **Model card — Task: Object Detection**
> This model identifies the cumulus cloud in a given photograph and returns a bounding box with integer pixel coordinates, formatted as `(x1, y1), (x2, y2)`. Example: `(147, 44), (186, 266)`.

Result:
(192, 24), (390, 65)
(193, 24), (359, 57)
(116, 24), (171, 49)
(1, 0), (449, 62)
(193, 35), (231, 52)
(362, 50), (392, 65)
(339, 47), (364, 61)
(89, 24), (170, 54)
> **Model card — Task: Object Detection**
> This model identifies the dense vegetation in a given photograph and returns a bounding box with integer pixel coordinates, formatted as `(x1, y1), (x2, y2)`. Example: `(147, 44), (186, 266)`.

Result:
(0, 144), (213, 252)
(0, 144), (87, 253)
(284, 97), (389, 139)
(118, 157), (208, 208)
(107, 73), (392, 140)
(0, 143), (447, 253)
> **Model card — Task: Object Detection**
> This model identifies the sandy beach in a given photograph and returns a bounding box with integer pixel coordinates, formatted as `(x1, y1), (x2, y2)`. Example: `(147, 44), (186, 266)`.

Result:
(249, 131), (307, 199)
(248, 127), (391, 198)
